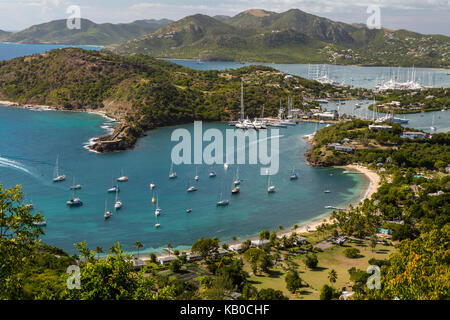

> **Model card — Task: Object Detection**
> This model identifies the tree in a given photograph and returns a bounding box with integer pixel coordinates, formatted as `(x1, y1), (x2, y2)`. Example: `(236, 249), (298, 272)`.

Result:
(259, 230), (270, 240)
(381, 226), (450, 300)
(191, 238), (219, 260)
(134, 241), (143, 259)
(343, 248), (361, 259)
(244, 248), (272, 275)
(257, 288), (288, 300)
(328, 269), (337, 286)
(285, 270), (302, 294)
(320, 284), (337, 300)
(305, 253), (318, 269)
(149, 253), (157, 264)
(94, 246), (103, 259)
(370, 235), (378, 252)
(0, 185), (44, 299)
(169, 259), (182, 273)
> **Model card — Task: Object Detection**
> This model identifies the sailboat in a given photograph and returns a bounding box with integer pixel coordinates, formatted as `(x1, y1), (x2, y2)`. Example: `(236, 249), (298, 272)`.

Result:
(216, 192), (229, 206)
(150, 182), (156, 190)
(324, 186), (331, 193)
(430, 113), (437, 131)
(231, 180), (240, 194)
(233, 166), (241, 185)
(70, 177), (82, 190)
(104, 200), (111, 220)
(169, 162), (177, 179)
(267, 174), (276, 193)
(209, 166), (216, 178)
(155, 215), (161, 228)
(290, 168), (299, 180)
(117, 169), (128, 182)
(187, 179), (197, 192)
(154, 194), (161, 216)
(194, 167), (199, 181)
(224, 163), (229, 170)
(53, 156), (66, 182)
(114, 188), (122, 210)
(66, 190), (83, 207)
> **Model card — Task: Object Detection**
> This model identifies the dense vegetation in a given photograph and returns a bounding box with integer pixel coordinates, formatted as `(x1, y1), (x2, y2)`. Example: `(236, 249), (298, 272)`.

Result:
(0, 19), (172, 45)
(372, 88), (450, 113)
(0, 47), (366, 151)
(113, 9), (450, 67)
(308, 119), (450, 170)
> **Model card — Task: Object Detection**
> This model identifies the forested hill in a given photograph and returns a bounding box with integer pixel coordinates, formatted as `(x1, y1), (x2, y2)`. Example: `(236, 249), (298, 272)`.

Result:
(0, 48), (365, 152)
(0, 19), (172, 45)
(113, 9), (450, 67)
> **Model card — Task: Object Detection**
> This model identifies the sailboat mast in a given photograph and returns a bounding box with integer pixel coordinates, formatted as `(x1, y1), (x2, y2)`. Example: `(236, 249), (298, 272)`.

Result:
(240, 81), (244, 121)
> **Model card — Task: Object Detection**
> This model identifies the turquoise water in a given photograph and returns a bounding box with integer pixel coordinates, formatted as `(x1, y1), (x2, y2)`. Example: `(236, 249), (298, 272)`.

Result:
(328, 99), (450, 133)
(169, 59), (450, 89)
(0, 42), (101, 61)
(0, 106), (366, 254)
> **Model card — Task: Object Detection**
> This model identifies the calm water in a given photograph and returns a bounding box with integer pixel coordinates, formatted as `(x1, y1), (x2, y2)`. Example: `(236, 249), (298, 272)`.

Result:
(0, 106), (367, 254)
(169, 59), (450, 89)
(327, 100), (450, 133)
(0, 42), (101, 61)
(0, 43), (447, 254)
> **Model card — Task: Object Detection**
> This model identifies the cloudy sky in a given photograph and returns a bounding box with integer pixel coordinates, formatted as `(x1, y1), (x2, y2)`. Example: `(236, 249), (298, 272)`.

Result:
(0, 0), (449, 35)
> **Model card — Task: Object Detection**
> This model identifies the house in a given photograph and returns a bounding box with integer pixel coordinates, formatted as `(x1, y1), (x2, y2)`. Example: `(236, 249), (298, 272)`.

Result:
(369, 124), (392, 131)
(251, 239), (270, 247)
(335, 145), (355, 152)
(313, 111), (337, 120)
(229, 243), (243, 252)
(428, 190), (444, 197)
(340, 291), (355, 300)
(157, 255), (178, 265)
(400, 131), (428, 139)
(446, 164), (450, 174)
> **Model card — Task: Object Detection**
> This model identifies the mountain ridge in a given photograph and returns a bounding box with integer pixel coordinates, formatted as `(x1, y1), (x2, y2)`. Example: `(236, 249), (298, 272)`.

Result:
(112, 9), (449, 67)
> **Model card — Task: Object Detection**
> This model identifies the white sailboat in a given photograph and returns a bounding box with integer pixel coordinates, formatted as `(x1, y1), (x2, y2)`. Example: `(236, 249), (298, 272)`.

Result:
(104, 200), (111, 220)
(117, 169), (128, 182)
(66, 189), (83, 207)
(216, 192), (229, 206)
(209, 166), (216, 178)
(324, 186), (331, 193)
(267, 174), (276, 193)
(53, 155), (66, 182)
(150, 182), (156, 190)
(430, 113), (437, 131)
(154, 194), (161, 216)
(70, 177), (82, 190)
(290, 168), (299, 180)
(114, 188), (122, 210)
(169, 162), (177, 179)
(233, 166), (241, 186)
(187, 179), (197, 192)
(194, 166), (199, 181)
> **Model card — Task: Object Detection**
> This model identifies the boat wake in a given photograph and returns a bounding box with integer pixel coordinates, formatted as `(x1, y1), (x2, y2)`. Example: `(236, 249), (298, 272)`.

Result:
(0, 155), (36, 177)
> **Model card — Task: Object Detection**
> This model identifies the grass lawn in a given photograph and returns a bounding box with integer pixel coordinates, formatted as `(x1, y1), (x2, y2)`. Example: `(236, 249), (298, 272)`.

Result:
(245, 238), (396, 300)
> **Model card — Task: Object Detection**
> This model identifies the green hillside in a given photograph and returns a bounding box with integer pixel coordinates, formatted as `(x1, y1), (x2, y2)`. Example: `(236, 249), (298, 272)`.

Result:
(113, 9), (450, 67)
(3, 18), (172, 45)
(0, 48), (366, 151)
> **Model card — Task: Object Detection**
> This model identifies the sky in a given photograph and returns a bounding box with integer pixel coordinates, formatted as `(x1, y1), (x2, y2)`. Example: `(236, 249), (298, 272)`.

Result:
(0, 0), (449, 35)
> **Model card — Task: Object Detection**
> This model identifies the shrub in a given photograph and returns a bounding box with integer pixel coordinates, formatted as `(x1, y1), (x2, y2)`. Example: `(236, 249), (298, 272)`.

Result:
(305, 253), (318, 268)
(343, 248), (361, 259)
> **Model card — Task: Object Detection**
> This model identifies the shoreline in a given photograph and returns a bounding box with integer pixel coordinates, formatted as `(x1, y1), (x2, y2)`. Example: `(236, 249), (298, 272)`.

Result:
(136, 164), (380, 260)
(1, 100), (381, 258)
(0, 100), (119, 153)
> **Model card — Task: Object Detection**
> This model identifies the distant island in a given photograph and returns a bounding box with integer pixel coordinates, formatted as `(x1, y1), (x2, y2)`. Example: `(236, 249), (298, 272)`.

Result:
(111, 9), (450, 68)
(1, 8), (448, 68)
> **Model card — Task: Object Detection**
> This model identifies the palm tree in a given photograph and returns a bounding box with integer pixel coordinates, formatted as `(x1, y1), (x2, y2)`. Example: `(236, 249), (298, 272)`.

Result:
(167, 242), (173, 255)
(94, 246), (103, 259)
(134, 241), (143, 260)
(292, 224), (298, 231)
(328, 269), (337, 286)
